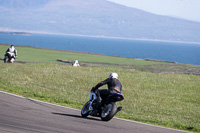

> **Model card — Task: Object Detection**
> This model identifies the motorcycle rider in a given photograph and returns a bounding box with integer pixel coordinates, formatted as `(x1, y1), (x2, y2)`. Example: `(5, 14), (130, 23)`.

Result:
(91, 73), (122, 110)
(72, 60), (80, 67)
(5, 45), (17, 59)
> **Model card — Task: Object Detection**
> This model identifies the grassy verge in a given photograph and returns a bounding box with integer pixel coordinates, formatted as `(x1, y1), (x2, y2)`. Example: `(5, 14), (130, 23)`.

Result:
(0, 44), (166, 65)
(1, 44), (200, 75)
(0, 44), (200, 132)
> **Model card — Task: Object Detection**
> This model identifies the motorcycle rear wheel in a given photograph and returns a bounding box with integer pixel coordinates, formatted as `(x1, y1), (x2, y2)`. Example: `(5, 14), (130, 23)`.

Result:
(101, 102), (117, 121)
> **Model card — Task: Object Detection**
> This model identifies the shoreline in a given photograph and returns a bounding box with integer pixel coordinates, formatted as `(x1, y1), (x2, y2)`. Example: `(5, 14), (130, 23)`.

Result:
(1, 30), (200, 45)
(31, 32), (200, 45)
(0, 31), (32, 36)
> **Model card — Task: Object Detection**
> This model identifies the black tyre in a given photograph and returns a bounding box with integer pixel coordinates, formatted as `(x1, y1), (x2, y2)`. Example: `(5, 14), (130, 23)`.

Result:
(101, 102), (117, 121)
(4, 57), (8, 63)
(81, 101), (90, 117)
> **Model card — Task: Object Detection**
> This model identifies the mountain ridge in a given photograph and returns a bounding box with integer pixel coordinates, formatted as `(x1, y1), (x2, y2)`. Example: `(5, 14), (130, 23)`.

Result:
(0, 0), (200, 43)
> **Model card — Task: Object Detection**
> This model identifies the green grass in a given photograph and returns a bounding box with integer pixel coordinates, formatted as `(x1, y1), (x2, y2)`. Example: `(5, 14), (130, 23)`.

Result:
(0, 44), (200, 132)
(0, 44), (167, 65)
(2, 44), (200, 75)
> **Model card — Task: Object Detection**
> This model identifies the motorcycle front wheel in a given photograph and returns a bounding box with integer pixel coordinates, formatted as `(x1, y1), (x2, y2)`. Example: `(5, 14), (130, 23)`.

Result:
(4, 56), (9, 63)
(101, 102), (117, 121)
(81, 101), (90, 117)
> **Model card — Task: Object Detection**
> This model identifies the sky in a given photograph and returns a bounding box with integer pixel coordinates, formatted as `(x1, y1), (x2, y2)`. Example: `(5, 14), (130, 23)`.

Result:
(107, 0), (200, 22)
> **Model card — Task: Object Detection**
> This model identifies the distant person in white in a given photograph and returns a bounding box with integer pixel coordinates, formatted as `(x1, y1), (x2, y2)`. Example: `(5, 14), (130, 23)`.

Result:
(72, 60), (80, 67)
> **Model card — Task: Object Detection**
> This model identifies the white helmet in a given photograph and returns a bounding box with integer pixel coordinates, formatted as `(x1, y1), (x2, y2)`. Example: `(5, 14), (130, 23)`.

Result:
(109, 73), (118, 79)
(75, 60), (78, 63)
(9, 45), (15, 53)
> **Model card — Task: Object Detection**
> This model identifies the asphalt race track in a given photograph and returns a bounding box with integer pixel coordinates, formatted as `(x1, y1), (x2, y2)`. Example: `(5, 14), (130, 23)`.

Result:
(0, 91), (189, 133)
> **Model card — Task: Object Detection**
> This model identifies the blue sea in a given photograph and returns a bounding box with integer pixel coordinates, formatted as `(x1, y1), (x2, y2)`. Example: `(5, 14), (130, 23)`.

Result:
(0, 33), (200, 65)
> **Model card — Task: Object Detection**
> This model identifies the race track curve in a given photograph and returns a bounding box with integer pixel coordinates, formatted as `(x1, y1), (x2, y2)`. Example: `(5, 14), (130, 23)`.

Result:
(0, 91), (189, 133)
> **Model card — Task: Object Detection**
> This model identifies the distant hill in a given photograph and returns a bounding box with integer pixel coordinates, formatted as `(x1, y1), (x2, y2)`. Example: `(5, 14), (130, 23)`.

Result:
(0, 0), (200, 43)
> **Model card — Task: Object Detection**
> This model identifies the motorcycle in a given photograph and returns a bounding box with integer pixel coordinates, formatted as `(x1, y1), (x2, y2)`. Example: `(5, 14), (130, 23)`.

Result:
(4, 52), (15, 63)
(81, 90), (124, 121)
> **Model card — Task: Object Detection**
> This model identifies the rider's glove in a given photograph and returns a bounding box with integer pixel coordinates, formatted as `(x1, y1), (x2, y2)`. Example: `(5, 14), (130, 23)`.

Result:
(91, 87), (96, 92)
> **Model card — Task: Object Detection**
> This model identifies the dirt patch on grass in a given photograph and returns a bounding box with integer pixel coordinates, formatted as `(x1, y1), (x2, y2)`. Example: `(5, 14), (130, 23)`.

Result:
(57, 59), (200, 76)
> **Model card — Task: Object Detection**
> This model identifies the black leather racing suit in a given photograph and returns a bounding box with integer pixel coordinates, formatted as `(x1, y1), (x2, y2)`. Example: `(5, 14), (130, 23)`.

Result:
(92, 77), (122, 108)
